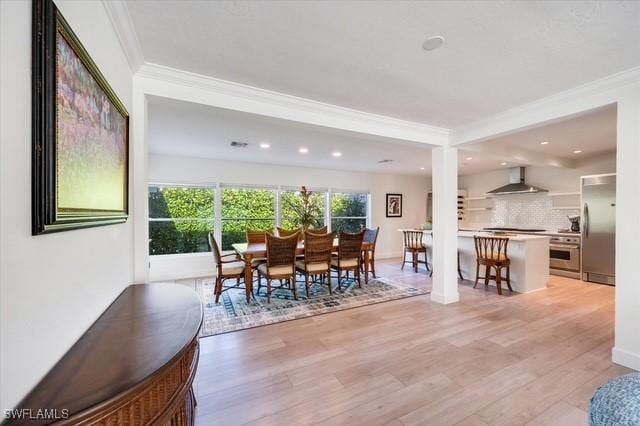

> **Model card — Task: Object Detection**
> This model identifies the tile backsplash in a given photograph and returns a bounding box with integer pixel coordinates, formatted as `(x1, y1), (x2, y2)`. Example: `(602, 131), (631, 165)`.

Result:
(463, 194), (580, 231)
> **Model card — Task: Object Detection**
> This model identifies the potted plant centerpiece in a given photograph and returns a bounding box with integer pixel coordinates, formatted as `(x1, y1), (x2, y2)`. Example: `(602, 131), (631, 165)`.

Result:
(285, 186), (324, 233)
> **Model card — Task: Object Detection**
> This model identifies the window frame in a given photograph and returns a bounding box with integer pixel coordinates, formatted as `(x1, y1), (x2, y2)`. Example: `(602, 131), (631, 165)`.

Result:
(147, 183), (371, 256)
(148, 182), (217, 256)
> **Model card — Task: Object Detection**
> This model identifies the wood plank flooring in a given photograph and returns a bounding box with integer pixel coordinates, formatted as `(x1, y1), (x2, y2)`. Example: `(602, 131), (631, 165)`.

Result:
(193, 258), (630, 425)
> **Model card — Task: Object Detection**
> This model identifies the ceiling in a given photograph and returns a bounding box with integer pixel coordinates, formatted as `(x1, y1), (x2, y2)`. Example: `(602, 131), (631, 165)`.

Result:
(468, 104), (617, 167)
(148, 96), (506, 176)
(148, 97), (616, 176)
(126, 0), (640, 127)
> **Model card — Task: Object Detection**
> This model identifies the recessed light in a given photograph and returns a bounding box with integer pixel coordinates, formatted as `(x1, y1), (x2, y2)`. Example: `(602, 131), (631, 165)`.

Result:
(465, 157), (473, 161)
(259, 143), (270, 149)
(573, 150), (582, 154)
(540, 141), (550, 145)
(422, 35), (445, 51)
(500, 162), (507, 166)
(420, 167), (425, 170)
(298, 147), (308, 153)
(332, 152), (342, 157)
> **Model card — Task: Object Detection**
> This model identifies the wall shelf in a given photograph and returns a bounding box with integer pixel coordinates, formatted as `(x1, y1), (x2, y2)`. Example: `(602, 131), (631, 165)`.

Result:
(467, 207), (493, 211)
(466, 196), (488, 201)
(548, 192), (580, 197)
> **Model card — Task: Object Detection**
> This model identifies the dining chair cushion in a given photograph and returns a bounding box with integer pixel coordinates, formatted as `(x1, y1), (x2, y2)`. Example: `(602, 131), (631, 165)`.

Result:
(221, 261), (246, 275)
(296, 260), (329, 272)
(331, 257), (358, 268)
(258, 263), (294, 276)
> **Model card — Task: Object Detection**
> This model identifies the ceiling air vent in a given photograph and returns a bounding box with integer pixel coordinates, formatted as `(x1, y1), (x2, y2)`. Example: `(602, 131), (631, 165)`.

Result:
(377, 159), (394, 163)
(230, 141), (248, 148)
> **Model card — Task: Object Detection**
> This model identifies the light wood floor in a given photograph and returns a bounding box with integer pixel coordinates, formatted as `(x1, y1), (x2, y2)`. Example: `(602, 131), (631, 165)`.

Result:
(193, 258), (629, 425)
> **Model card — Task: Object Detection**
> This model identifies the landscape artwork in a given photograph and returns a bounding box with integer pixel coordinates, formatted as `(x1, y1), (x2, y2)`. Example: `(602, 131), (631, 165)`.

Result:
(32, 1), (129, 235)
(56, 29), (127, 214)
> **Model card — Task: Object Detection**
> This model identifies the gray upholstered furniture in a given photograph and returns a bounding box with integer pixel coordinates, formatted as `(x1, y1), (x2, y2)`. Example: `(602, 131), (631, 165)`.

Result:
(590, 372), (640, 425)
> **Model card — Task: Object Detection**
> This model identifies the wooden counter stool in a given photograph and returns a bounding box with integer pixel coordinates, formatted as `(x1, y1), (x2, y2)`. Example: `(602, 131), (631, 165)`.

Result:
(473, 236), (512, 295)
(402, 230), (428, 273)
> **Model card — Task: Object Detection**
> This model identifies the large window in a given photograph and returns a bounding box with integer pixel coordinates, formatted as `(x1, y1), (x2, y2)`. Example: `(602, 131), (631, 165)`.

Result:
(221, 187), (276, 250)
(148, 185), (370, 255)
(331, 192), (369, 233)
(148, 185), (214, 255)
(280, 189), (326, 230)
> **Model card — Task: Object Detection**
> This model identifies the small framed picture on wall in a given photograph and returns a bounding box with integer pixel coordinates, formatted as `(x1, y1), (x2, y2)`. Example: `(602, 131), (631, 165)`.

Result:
(386, 193), (402, 218)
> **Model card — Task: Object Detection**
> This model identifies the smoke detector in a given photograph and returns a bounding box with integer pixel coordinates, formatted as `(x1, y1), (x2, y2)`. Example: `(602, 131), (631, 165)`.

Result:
(230, 141), (248, 148)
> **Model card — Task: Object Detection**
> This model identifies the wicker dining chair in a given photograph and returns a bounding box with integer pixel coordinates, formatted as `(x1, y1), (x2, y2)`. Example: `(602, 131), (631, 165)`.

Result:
(246, 229), (267, 244)
(306, 226), (328, 235)
(360, 227), (380, 280)
(208, 232), (248, 303)
(402, 230), (428, 273)
(296, 231), (334, 297)
(245, 228), (268, 273)
(257, 232), (300, 303)
(473, 236), (512, 295)
(277, 227), (302, 239)
(331, 230), (365, 289)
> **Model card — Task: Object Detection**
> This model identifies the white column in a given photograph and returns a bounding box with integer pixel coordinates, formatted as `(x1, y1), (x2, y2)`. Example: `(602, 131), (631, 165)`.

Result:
(430, 146), (460, 304)
(613, 90), (640, 370)
(131, 79), (149, 283)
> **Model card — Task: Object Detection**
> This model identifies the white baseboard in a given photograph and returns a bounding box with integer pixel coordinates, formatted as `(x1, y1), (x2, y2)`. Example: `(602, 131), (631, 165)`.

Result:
(612, 347), (640, 371)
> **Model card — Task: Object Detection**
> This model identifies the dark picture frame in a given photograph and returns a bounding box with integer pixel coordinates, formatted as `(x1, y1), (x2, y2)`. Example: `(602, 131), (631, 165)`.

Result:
(32, 0), (129, 235)
(386, 193), (402, 218)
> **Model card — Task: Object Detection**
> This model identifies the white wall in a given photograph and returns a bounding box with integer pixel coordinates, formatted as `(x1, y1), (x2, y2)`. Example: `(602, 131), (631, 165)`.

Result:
(458, 154), (616, 229)
(0, 0), (133, 409)
(613, 92), (640, 371)
(148, 153), (430, 281)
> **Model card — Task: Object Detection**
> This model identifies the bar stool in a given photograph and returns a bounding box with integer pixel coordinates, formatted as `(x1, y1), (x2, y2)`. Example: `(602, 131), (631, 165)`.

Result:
(473, 236), (512, 295)
(401, 230), (428, 273)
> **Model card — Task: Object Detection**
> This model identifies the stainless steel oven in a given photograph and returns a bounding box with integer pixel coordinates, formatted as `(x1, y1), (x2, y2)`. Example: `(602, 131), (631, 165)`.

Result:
(549, 236), (581, 279)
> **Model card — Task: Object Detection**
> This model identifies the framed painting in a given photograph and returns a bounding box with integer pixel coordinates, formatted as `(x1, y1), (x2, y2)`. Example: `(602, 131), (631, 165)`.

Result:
(32, 0), (129, 235)
(386, 193), (402, 218)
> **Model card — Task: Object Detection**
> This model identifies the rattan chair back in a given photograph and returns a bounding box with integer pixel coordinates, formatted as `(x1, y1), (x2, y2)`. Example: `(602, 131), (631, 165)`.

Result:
(363, 227), (380, 247)
(277, 227), (302, 240)
(266, 232), (299, 268)
(306, 226), (328, 235)
(303, 231), (334, 264)
(208, 232), (223, 270)
(246, 229), (267, 244)
(338, 230), (365, 260)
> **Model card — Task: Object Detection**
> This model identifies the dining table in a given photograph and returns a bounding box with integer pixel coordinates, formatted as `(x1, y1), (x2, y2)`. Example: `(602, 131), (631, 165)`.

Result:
(232, 238), (375, 298)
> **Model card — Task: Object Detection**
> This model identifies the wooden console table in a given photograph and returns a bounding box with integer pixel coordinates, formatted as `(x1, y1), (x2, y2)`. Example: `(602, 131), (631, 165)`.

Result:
(8, 284), (203, 425)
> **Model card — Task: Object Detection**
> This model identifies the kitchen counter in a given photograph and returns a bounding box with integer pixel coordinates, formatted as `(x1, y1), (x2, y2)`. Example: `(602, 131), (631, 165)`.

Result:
(399, 229), (550, 293)
(459, 227), (580, 237)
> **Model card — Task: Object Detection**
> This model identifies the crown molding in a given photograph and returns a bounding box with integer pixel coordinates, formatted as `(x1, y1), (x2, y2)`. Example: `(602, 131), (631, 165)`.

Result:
(135, 63), (449, 146)
(102, 0), (143, 73)
(450, 65), (640, 146)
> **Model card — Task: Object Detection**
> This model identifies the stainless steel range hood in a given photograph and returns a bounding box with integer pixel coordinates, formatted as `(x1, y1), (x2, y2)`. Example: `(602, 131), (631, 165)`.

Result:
(486, 167), (548, 195)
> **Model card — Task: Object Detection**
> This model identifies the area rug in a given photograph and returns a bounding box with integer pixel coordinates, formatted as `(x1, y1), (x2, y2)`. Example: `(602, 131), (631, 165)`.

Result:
(197, 276), (429, 337)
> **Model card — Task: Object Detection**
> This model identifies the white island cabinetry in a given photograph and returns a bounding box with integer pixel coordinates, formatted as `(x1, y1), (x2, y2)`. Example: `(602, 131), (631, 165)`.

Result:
(419, 230), (550, 293)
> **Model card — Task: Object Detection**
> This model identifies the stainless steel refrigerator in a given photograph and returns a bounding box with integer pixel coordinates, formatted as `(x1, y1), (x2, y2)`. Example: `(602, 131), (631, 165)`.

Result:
(581, 174), (616, 285)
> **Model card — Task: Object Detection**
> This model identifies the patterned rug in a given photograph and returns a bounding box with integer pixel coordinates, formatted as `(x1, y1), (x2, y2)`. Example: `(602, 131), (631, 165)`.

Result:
(197, 276), (429, 337)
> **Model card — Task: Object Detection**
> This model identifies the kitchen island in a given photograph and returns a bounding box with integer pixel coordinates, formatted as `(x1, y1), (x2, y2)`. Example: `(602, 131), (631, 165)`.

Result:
(402, 230), (550, 293)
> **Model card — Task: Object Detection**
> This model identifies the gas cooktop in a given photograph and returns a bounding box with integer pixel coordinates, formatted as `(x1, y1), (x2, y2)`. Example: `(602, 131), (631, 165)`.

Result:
(483, 227), (546, 232)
